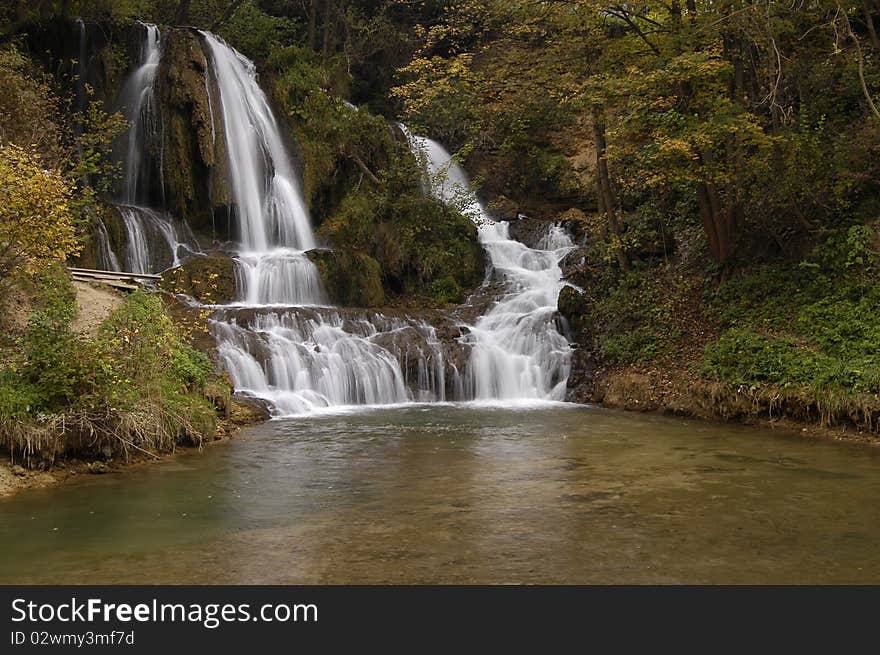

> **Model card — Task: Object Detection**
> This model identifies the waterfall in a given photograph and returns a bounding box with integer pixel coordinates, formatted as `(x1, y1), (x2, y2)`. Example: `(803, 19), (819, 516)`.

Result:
(117, 205), (200, 274)
(190, 36), (570, 415)
(73, 18), (87, 149)
(403, 129), (574, 401)
(202, 35), (452, 415)
(119, 22), (162, 205)
(213, 308), (449, 415)
(199, 32), (325, 306)
(105, 23), (201, 274)
(95, 219), (121, 272)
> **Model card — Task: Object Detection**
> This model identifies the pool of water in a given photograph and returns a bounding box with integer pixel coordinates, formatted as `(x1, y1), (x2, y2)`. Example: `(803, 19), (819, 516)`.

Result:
(1, 404), (879, 583)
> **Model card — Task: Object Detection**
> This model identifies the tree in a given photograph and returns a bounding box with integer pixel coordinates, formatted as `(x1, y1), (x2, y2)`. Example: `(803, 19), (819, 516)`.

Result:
(0, 142), (80, 290)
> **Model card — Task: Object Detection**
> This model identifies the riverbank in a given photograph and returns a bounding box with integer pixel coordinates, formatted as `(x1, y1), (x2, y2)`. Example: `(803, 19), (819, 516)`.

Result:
(0, 397), (267, 498)
(584, 365), (880, 445)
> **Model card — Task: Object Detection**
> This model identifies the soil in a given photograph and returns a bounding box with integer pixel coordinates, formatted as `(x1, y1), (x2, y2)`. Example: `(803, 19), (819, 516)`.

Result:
(71, 280), (125, 337)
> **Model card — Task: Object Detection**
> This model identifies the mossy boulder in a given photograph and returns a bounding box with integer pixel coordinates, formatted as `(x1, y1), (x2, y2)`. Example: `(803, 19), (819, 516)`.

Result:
(317, 184), (485, 306)
(306, 248), (385, 307)
(160, 252), (236, 304)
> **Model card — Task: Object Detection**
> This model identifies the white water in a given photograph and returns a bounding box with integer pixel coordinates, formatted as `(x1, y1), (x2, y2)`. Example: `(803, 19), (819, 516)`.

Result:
(213, 309), (448, 415)
(202, 34), (443, 415)
(109, 34), (574, 415)
(199, 32), (325, 306)
(106, 23), (200, 274)
(94, 219), (121, 271)
(119, 22), (162, 204)
(117, 205), (200, 274)
(404, 130), (574, 400)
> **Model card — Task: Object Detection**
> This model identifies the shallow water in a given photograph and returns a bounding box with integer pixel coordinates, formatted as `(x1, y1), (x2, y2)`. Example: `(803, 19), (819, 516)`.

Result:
(1, 405), (879, 584)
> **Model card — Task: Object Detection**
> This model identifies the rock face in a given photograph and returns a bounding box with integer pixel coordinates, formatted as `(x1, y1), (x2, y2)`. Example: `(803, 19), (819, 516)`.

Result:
(157, 28), (230, 234)
(306, 249), (385, 307)
(229, 396), (272, 425)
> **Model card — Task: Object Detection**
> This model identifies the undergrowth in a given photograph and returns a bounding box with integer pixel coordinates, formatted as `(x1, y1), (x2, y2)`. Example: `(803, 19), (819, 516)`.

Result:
(0, 267), (226, 466)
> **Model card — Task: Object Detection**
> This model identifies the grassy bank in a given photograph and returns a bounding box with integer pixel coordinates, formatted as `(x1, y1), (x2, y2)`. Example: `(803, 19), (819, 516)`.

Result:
(0, 266), (245, 470)
(563, 218), (880, 440)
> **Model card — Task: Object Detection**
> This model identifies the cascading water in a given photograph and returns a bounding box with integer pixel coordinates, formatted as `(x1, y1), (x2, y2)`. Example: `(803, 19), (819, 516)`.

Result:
(117, 205), (200, 274)
(200, 32), (323, 306)
(105, 23), (201, 274)
(73, 18), (87, 148)
(213, 308), (447, 415)
(148, 33), (573, 415)
(403, 129), (574, 401)
(94, 219), (121, 272)
(202, 34), (440, 413)
(119, 22), (162, 205)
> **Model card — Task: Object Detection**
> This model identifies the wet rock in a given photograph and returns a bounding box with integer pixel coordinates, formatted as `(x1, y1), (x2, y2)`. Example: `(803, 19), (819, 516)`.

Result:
(87, 462), (108, 474)
(158, 28), (228, 231)
(558, 286), (589, 331)
(507, 217), (551, 249)
(229, 396), (272, 425)
(565, 347), (599, 402)
(488, 195), (520, 221)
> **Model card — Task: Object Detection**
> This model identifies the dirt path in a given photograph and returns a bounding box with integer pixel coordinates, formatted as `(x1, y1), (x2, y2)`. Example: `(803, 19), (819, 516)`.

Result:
(71, 280), (125, 337)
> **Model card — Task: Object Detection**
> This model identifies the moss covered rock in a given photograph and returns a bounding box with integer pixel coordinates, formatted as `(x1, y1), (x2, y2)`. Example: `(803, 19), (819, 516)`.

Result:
(306, 248), (385, 307)
(74, 203), (127, 270)
(160, 252), (236, 304)
(157, 28), (228, 232)
(558, 285), (590, 335)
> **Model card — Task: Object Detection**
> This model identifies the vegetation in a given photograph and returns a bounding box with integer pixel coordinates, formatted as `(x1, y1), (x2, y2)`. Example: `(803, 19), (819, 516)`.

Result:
(0, 143), (79, 292)
(5, 0), (880, 436)
(0, 268), (225, 465)
(271, 45), (484, 305)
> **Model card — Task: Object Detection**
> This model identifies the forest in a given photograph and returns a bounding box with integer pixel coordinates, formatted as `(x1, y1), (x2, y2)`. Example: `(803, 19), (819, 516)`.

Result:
(2, 0), (880, 476)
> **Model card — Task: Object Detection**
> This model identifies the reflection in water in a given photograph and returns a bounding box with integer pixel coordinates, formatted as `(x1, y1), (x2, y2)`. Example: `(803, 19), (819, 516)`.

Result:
(1, 405), (880, 583)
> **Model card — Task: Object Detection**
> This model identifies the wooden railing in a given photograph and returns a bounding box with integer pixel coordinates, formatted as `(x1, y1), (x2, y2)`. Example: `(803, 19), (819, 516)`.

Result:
(68, 267), (162, 291)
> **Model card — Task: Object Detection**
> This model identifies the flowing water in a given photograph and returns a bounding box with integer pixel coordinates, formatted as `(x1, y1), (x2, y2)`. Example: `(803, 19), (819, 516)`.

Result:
(118, 22), (163, 206)
(197, 43), (577, 414)
(117, 205), (200, 274)
(404, 130), (575, 401)
(32, 24), (880, 587)
(102, 23), (200, 273)
(2, 406), (880, 584)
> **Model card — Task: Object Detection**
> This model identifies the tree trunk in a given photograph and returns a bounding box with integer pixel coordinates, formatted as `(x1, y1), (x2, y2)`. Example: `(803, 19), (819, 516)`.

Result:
(322, 0), (334, 63)
(308, 0), (318, 51)
(697, 176), (741, 276)
(174, 0), (192, 25)
(591, 110), (630, 272)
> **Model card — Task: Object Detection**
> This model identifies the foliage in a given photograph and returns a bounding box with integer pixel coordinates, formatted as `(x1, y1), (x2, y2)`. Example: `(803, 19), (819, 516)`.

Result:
(700, 224), (880, 396)
(0, 275), (223, 461)
(0, 142), (80, 289)
(0, 45), (66, 163)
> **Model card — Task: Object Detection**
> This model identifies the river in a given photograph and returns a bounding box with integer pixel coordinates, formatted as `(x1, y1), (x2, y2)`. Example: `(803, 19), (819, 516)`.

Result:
(1, 405), (879, 584)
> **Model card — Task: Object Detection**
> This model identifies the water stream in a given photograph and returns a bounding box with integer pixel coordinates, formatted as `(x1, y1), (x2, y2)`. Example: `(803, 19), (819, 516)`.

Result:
(197, 35), (576, 414)
(2, 406), (879, 584)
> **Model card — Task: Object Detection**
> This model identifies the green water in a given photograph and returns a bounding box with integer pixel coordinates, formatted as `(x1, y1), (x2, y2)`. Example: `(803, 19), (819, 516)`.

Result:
(1, 404), (879, 583)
